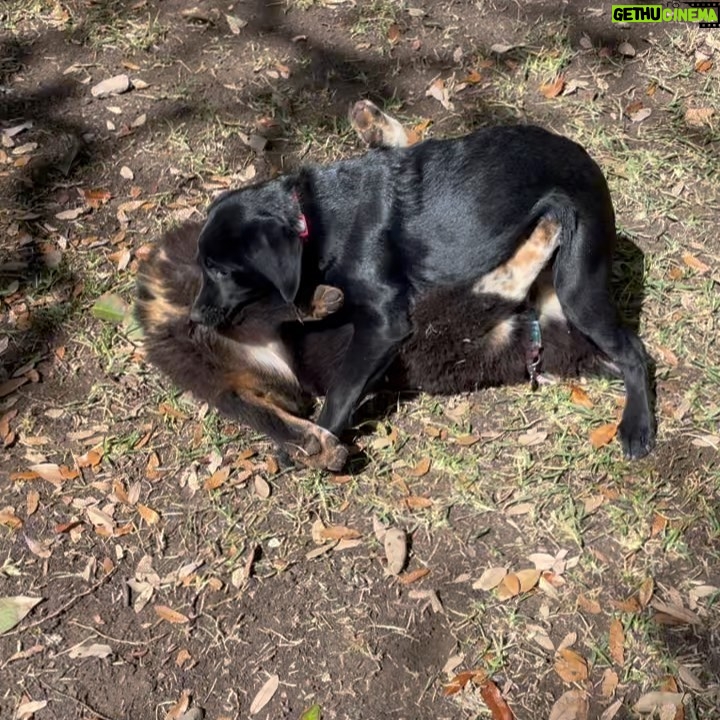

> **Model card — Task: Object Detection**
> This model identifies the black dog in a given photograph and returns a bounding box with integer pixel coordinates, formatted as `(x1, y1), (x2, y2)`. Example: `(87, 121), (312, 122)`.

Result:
(190, 126), (655, 459)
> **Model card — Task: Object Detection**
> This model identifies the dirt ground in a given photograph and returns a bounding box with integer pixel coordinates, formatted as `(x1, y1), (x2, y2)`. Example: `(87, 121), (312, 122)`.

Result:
(1, 1), (719, 718)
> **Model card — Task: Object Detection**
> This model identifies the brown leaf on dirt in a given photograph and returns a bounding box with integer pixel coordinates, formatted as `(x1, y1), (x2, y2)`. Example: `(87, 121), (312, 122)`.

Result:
(517, 428), (547, 446)
(86, 506), (114, 533)
(24, 535), (53, 558)
(684, 107), (714, 127)
(455, 434), (480, 446)
(145, 452), (161, 480)
(175, 648), (192, 668)
(384, 527), (407, 575)
(265, 455), (279, 475)
(443, 669), (488, 696)
(609, 619), (625, 666)
(650, 514), (668, 537)
(633, 692), (685, 714)
(398, 567), (430, 585)
(577, 594), (602, 614)
(651, 599), (701, 626)
(154, 605), (189, 624)
(515, 568), (541, 593)
(25, 490), (40, 517)
(549, 689), (589, 720)
(540, 75), (565, 98)
(404, 495), (433, 510)
(601, 668), (619, 698)
(496, 573), (521, 600)
(254, 475), (271, 498)
(137, 504), (160, 525)
(479, 678), (515, 719)
(387, 23), (401, 44)
(570, 385), (594, 409)
(589, 423), (617, 449)
(14, 699), (48, 720)
(409, 457), (431, 477)
(473, 567), (507, 591)
(638, 577), (654, 608)
(320, 525), (362, 541)
(204, 467), (230, 491)
(76, 447), (102, 469)
(0, 508), (22, 529)
(250, 674), (279, 715)
(165, 690), (190, 720)
(425, 77), (454, 111)
(695, 59), (713, 73)
(82, 188), (112, 207)
(554, 648), (589, 683)
(681, 252), (710, 273)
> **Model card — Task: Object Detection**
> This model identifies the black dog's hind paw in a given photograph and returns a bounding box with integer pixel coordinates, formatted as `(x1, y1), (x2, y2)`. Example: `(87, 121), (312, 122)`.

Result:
(619, 415), (655, 460)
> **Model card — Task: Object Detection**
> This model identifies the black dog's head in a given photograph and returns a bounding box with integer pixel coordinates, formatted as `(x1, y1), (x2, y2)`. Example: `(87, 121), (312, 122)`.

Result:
(190, 184), (304, 326)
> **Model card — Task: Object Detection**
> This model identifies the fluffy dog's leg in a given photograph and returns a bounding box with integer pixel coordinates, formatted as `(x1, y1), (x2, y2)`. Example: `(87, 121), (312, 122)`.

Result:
(349, 100), (410, 148)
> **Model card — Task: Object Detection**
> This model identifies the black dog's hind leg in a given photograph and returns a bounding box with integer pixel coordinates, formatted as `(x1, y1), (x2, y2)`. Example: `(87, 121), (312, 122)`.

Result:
(552, 216), (655, 459)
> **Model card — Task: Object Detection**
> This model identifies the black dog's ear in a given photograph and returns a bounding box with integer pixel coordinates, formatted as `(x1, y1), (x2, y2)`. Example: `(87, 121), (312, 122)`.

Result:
(249, 219), (303, 304)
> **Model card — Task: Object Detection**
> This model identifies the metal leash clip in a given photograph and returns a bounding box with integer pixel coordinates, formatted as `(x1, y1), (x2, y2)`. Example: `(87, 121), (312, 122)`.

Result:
(526, 315), (543, 391)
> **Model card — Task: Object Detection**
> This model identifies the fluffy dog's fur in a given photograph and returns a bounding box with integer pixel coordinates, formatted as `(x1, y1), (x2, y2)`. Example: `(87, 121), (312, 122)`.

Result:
(190, 116), (655, 459)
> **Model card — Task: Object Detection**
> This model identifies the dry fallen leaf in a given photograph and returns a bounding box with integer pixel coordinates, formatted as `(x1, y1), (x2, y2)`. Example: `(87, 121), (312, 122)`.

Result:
(68, 642), (113, 659)
(137, 504), (160, 526)
(204, 467), (230, 491)
(479, 678), (515, 720)
(425, 77), (454, 111)
(549, 689), (589, 720)
(540, 75), (566, 98)
(577, 594), (602, 615)
(443, 668), (488, 696)
(26, 490), (40, 516)
(527, 624), (555, 652)
(254, 475), (271, 499)
(609, 618), (625, 666)
(154, 605), (189, 624)
(638, 577), (654, 608)
(695, 59), (713, 73)
(570, 385), (594, 409)
(409, 457), (431, 477)
(684, 107), (714, 127)
(589, 423), (617, 449)
(14, 700), (48, 720)
(496, 573), (521, 600)
(0, 596), (43, 633)
(517, 428), (547, 446)
(320, 525), (361, 541)
(473, 566), (507, 591)
(634, 692), (684, 714)
(618, 41), (636, 57)
(165, 690), (191, 720)
(398, 567), (430, 585)
(601, 668), (619, 698)
(250, 674), (279, 715)
(515, 568), (541, 593)
(554, 648), (589, 683)
(404, 495), (433, 510)
(681, 252), (710, 274)
(384, 527), (407, 575)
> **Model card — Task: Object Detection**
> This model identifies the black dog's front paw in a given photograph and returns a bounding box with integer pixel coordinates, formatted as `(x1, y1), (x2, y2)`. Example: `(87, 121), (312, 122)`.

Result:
(619, 412), (655, 460)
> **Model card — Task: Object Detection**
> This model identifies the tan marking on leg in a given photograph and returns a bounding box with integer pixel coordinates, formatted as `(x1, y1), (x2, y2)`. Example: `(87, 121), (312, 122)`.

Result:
(487, 315), (518, 350)
(349, 100), (409, 148)
(473, 218), (561, 301)
(536, 285), (567, 324)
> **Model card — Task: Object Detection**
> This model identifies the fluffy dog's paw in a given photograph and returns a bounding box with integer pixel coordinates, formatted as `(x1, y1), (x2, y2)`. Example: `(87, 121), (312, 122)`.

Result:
(287, 429), (349, 472)
(310, 284), (344, 319)
(349, 100), (408, 148)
